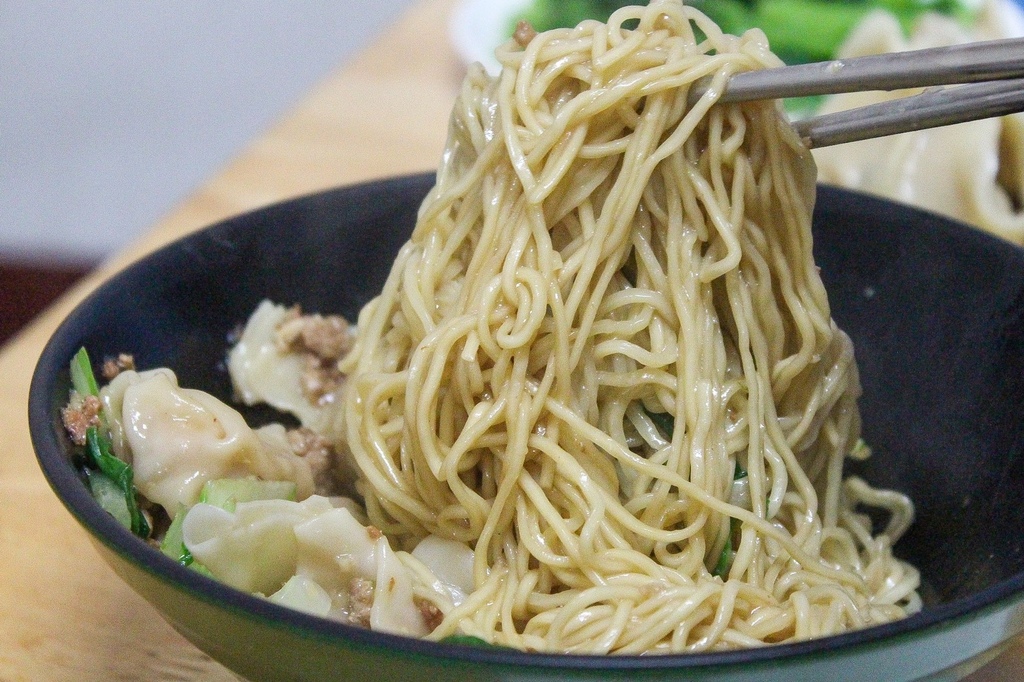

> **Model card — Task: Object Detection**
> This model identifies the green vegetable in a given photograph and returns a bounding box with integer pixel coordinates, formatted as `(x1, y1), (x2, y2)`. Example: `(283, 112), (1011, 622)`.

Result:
(712, 523), (735, 578)
(644, 406), (675, 440)
(161, 504), (193, 565)
(731, 0), (879, 64)
(510, 0), (980, 118)
(70, 346), (101, 399)
(440, 635), (509, 649)
(85, 426), (150, 538)
(514, 0), (979, 70)
(877, 0), (978, 27)
(515, 0), (633, 33)
(694, 0), (978, 65)
(198, 477), (297, 513)
(70, 347), (150, 538)
(86, 469), (132, 530)
(712, 462), (749, 578)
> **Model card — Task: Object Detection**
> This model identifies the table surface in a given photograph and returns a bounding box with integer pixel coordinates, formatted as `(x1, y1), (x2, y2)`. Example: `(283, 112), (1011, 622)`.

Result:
(1, 1), (1021, 679)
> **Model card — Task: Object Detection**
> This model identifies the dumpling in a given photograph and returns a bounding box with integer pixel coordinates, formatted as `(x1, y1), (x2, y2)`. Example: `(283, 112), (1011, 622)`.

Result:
(289, 500), (431, 635)
(811, 1), (1024, 243)
(183, 496), (330, 595)
(182, 495), (442, 637)
(117, 368), (315, 515)
(99, 367), (174, 461)
(227, 300), (349, 445)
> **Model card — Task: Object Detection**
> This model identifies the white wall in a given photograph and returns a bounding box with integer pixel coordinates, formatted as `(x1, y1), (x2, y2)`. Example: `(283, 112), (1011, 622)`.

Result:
(1, 1), (416, 262)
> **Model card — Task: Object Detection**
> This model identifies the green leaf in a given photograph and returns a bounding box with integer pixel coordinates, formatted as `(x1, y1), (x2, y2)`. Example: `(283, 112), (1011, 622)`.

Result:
(712, 537), (732, 578)
(643, 406), (675, 440)
(86, 469), (132, 530)
(85, 426), (127, 481)
(440, 635), (509, 649)
(161, 504), (193, 566)
(198, 478), (298, 513)
(85, 426), (150, 538)
(70, 348), (149, 539)
(712, 517), (742, 578)
(70, 347), (100, 398)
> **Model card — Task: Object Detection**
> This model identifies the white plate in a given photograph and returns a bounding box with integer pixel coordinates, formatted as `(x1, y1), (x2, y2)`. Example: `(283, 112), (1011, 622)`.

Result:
(449, 0), (532, 74)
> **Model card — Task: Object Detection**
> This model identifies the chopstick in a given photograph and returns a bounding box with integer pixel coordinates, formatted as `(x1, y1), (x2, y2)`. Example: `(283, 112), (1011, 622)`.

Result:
(794, 77), (1024, 148)
(715, 37), (1024, 103)
(689, 37), (1024, 148)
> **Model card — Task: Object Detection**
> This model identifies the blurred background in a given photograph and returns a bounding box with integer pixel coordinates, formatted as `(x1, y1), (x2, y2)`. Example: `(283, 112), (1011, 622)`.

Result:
(0, 1), (416, 344)
(4, 0), (1022, 346)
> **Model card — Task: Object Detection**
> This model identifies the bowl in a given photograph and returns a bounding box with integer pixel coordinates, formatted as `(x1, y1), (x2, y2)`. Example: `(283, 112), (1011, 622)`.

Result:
(29, 173), (1024, 681)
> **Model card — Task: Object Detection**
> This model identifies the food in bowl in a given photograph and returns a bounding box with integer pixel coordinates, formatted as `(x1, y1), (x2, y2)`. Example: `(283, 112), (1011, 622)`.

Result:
(56, 0), (924, 655)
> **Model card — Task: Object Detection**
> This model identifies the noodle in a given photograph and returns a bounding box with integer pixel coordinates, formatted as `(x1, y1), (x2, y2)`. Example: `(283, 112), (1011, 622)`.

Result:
(338, 0), (919, 653)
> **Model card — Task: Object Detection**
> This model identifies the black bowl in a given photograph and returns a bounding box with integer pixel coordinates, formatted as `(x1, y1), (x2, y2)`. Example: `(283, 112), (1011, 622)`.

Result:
(29, 173), (1024, 681)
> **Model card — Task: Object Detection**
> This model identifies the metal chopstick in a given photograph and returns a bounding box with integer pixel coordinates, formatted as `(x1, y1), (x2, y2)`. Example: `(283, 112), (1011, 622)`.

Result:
(703, 37), (1024, 103)
(793, 77), (1024, 148)
(686, 37), (1024, 148)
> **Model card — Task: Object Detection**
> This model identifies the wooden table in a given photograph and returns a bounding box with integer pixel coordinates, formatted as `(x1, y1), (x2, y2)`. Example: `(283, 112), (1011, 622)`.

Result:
(0, 1), (1020, 679)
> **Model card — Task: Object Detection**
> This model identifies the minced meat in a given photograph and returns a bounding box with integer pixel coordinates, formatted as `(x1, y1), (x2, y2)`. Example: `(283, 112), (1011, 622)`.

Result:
(286, 426), (338, 496)
(347, 577), (375, 627)
(275, 308), (354, 406)
(61, 394), (102, 446)
(415, 596), (444, 632)
(101, 353), (135, 380)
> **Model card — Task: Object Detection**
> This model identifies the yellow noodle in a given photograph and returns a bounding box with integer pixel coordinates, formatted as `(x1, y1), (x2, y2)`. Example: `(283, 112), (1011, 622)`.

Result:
(340, 0), (919, 653)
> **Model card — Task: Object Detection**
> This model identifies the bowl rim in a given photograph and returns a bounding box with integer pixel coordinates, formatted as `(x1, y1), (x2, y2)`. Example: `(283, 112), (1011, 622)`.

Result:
(28, 173), (1024, 672)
